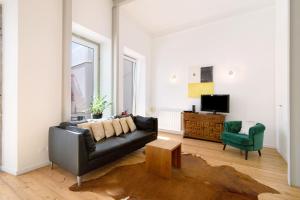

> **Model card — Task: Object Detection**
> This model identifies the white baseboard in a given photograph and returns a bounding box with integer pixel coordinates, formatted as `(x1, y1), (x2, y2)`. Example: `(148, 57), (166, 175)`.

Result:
(1, 160), (50, 176)
(16, 161), (51, 175)
(1, 166), (18, 175)
(159, 129), (183, 135)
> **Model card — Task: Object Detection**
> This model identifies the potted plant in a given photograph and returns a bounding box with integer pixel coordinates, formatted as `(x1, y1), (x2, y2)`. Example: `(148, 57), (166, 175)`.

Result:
(90, 96), (111, 119)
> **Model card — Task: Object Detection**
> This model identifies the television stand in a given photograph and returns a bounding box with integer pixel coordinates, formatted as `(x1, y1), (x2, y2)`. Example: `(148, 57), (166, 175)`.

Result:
(183, 112), (225, 142)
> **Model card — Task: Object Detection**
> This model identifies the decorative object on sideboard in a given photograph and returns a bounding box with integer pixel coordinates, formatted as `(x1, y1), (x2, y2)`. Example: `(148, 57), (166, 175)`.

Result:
(192, 105), (196, 113)
(90, 96), (111, 119)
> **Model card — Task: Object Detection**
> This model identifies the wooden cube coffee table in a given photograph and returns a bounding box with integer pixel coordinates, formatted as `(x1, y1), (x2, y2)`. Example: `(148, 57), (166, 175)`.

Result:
(145, 139), (181, 178)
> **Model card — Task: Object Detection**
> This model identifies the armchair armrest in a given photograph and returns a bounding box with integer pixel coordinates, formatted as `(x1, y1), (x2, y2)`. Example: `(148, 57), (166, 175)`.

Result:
(224, 121), (242, 133)
(48, 127), (89, 176)
(249, 123), (265, 150)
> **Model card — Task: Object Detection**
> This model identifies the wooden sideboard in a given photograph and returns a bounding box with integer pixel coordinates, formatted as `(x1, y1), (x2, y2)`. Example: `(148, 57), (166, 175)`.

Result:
(183, 112), (225, 142)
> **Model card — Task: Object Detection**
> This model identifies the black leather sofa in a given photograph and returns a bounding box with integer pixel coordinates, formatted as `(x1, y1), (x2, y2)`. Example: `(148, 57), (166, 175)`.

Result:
(48, 116), (158, 186)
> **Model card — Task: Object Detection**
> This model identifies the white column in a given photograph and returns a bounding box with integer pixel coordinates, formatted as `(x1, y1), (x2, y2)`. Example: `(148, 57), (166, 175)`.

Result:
(62, 0), (72, 121)
(290, 0), (300, 187)
(112, 2), (120, 115)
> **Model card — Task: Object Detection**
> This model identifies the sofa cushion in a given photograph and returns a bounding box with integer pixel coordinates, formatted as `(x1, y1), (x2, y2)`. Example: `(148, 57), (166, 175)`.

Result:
(112, 119), (123, 136)
(78, 122), (95, 138)
(120, 130), (155, 144)
(103, 120), (115, 138)
(89, 136), (128, 160)
(65, 126), (96, 153)
(222, 132), (253, 145)
(126, 116), (137, 132)
(91, 122), (106, 141)
(120, 118), (130, 134)
(134, 116), (154, 131)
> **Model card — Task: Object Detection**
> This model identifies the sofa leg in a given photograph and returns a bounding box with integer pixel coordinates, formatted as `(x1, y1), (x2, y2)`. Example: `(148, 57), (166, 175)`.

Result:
(245, 151), (248, 160)
(77, 176), (82, 187)
(223, 144), (226, 150)
(50, 162), (54, 170)
(258, 150), (262, 157)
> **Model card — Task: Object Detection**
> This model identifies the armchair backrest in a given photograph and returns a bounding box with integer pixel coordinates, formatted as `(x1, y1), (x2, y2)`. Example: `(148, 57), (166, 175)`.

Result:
(249, 123), (265, 150)
(224, 121), (242, 133)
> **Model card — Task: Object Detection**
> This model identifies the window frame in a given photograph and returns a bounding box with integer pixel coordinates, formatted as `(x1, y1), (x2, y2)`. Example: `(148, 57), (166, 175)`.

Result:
(71, 35), (100, 117)
(123, 55), (137, 114)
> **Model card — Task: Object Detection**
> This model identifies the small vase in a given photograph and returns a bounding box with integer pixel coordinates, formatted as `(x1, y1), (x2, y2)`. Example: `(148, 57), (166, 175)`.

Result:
(92, 113), (103, 119)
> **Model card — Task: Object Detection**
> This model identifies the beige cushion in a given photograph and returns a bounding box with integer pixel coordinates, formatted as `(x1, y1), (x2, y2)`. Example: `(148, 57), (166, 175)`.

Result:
(112, 119), (123, 136)
(103, 120), (115, 138)
(126, 116), (136, 132)
(120, 118), (130, 134)
(78, 122), (94, 137)
(91, 122), (105, 141)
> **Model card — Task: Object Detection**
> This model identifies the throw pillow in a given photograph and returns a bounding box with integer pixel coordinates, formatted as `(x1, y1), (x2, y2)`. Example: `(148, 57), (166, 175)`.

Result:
(103, 120), (115, 138)
(77, 122), (95, 138)
(91, 122), (106, 141)
(120, 118), (130, 134)
(126, 116), (136, 132)
(134, 116), (154, 131)
(112, 119), (123, 136)
(240, 121), (257, 135)
(65, 126), (96, 153)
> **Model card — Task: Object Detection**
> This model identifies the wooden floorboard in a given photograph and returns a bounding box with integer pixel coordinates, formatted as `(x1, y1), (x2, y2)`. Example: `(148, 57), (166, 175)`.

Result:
(0, 132), (299, 200)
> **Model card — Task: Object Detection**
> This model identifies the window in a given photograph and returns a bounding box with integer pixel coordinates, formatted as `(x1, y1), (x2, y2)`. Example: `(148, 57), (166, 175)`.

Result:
(71, 36), (99, 119)
(123, 55), (137, 114)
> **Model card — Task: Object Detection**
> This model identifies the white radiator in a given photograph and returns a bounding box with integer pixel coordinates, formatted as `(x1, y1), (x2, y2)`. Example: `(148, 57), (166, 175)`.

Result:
(157, 109), (182, 134)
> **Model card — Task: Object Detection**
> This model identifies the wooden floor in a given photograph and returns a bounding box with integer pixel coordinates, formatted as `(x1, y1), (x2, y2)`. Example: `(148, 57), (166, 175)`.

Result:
(0, 132), (299, 200)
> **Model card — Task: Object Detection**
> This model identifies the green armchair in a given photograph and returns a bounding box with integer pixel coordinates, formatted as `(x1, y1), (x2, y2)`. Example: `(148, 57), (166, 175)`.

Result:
(221, 121), (265, 160)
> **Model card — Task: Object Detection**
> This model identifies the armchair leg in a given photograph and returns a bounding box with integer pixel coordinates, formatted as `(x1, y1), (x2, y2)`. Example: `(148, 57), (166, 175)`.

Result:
(50, 162), (54, 169)
(223, 144), (227, 150)
(245, 151), (248, 160)
(77, 176), (82, 187)
(258, 150), (262, 157)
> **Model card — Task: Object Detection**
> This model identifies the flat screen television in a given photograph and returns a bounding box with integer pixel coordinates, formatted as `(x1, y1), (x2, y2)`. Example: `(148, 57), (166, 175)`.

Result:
(201, 95), (230, 114)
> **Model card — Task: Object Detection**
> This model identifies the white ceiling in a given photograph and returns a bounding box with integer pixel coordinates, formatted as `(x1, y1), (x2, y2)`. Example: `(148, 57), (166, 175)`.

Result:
(121, 0), (275, 37)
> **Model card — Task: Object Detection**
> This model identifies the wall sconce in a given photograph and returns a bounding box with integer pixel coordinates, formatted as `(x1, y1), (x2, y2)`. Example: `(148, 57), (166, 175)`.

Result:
(228, 70), (236, 78)
(169, 74), (177, 83)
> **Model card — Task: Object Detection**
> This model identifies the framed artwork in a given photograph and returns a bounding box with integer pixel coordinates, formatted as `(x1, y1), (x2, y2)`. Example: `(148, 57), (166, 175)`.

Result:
(201, 66), (213, 83)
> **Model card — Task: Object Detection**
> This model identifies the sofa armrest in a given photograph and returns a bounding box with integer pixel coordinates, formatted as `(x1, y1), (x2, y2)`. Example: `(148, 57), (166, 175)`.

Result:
(224, 121), (242, 133)
(49, 127), (89, 176)
(134, 116), (158, 132)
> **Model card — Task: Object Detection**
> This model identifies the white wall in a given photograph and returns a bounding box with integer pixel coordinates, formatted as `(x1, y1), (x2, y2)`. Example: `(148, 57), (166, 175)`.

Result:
(2, 0), (19, 174)
(2, 0), (63, 174)
(290, 0), (300, 187)
(72, 0), (112, 39)
(72, 0), (113, 117)
(17, 0), (63, 173)
(119, 9), (152, 115)
(151, 6), (277, 147)
(275, 0), (290, 162)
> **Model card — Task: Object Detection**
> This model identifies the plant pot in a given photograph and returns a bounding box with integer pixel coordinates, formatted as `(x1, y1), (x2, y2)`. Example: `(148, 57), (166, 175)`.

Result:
(92, 113), (103, 119)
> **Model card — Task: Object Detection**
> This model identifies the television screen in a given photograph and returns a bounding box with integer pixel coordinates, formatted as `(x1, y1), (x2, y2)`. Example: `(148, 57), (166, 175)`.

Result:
(201, 95), (230, 113)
